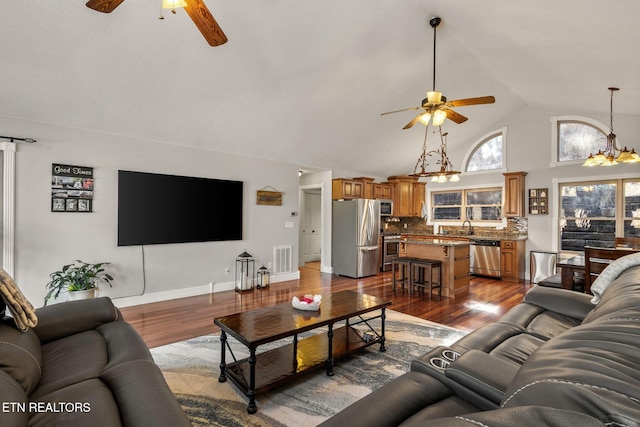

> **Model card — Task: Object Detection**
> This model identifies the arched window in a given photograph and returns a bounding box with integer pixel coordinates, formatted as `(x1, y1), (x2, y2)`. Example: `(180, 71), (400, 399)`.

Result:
(557, 120), (607, 162)
(465, 130), (504, 172)
(550, 116), (608, 166)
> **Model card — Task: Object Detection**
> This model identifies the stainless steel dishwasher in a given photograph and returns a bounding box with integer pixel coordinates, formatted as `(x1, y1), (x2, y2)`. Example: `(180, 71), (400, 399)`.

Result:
(470, 239), (501, 278)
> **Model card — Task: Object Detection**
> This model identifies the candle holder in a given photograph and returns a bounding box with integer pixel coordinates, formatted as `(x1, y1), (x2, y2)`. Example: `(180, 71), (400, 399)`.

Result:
(256, 264), (270, 289)
(235, 251), (254, 292)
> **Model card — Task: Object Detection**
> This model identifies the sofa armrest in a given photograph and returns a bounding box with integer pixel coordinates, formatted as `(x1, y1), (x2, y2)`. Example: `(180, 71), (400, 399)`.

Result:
(33, 297), (121, 343)
(524, 286), (593, 320)
(445, 350), (519, 405)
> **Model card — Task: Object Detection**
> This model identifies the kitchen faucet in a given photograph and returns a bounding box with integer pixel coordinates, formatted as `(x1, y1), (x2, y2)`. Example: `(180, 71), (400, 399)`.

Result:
(463, 219), (474, 235)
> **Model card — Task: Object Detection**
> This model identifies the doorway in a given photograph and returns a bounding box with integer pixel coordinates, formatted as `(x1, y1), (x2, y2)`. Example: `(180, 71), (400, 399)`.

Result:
(301, 189), (322, 263)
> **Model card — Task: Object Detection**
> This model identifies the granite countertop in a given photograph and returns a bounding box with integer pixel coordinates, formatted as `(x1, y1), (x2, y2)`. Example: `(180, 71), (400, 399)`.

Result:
(402, 233), (528, 241)
(404, 238), (471, 247)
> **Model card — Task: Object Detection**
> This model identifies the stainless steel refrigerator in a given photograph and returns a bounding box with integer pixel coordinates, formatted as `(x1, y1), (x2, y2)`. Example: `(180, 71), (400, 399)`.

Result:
(332, 199), (380, 278)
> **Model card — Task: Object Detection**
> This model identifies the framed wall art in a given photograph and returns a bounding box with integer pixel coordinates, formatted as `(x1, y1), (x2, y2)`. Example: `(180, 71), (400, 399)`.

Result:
(51, 164), (94, 212)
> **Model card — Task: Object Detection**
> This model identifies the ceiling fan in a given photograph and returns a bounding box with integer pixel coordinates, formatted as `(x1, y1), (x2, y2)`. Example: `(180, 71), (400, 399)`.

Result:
(381, 17), (494, 129)
(85, 0), (228, 47)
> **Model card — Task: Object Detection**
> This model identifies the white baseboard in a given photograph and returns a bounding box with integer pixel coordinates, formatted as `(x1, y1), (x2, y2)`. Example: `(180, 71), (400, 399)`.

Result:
(112, 271), (300, 308)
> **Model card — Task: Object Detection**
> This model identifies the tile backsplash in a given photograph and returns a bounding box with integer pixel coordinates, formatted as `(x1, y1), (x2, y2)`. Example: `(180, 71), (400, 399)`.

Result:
(383, 217), (528, 239)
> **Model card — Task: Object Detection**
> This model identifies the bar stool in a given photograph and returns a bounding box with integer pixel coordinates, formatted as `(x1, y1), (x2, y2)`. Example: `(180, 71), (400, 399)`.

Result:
(411, 259), (442, 300)
(391, 257), (412, 292)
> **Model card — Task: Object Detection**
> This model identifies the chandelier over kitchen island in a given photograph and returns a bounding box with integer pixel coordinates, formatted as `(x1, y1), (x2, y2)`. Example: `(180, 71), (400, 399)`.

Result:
(410, 125), (460, 183)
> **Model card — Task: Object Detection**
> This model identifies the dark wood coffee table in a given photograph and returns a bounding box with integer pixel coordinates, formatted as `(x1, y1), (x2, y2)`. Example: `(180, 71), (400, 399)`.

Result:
(214, 290), (392, 413)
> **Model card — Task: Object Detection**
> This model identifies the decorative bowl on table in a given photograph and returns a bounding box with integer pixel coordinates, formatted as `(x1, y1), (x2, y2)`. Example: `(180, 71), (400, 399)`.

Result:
(292, 294), (322, 311)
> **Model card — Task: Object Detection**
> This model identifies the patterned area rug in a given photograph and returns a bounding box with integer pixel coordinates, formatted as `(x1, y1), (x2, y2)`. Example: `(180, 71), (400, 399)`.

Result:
(150, 309), (467, 427)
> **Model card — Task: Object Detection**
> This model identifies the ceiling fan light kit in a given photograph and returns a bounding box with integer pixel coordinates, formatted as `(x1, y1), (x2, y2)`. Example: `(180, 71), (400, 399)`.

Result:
(85, 0), (228, 46)
(382, 16), (495, 182)
(162, 0), (187, 13)
(381, 17), (495, 129)
(583, 87), (640, 167)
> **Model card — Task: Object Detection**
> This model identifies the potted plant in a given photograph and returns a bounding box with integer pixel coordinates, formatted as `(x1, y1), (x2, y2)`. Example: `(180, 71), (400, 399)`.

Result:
(45, 260), (113, 304)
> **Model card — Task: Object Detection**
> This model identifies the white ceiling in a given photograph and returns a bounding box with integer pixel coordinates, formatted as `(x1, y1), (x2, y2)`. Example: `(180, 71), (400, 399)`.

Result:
(2, 1), (640, 178)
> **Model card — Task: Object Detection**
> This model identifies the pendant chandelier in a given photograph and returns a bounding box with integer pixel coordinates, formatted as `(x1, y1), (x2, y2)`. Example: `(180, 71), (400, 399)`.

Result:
(583, 87), (640, 167)
(410, 125), (460, 182)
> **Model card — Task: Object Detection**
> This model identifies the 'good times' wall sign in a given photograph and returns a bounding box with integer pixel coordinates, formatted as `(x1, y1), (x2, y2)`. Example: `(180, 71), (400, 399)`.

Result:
(51, 164), (94, 212)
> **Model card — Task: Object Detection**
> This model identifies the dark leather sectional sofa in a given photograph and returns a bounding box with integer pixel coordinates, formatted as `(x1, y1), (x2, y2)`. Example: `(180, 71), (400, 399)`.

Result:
(320, 261), (640, 426)
(0, 297), (191, 427)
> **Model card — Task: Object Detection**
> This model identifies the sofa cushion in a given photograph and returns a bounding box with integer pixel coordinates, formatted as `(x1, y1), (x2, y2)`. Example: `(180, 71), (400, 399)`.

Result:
(100, 359), (192, 427)
(318, 372), (475, 427)
(0, 369), (29, 427)
(405, 406), (606, 427)
(0, 269), (37, 332)
(33, 297), (120, 344)
(31, 330), (108, 399)
(582, 267), (640, 324)
(590, 252), (640, 303)
(28, 378), (122, 427)
(0, 321), (42, 394)
(502, 317), (640, 423)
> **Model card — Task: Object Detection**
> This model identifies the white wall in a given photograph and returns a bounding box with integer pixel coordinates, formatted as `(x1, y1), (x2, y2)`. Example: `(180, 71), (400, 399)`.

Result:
(2, 116), (300, 307)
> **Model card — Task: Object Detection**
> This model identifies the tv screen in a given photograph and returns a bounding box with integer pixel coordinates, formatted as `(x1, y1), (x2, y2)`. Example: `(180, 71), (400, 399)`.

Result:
(117, 170), (243, 246)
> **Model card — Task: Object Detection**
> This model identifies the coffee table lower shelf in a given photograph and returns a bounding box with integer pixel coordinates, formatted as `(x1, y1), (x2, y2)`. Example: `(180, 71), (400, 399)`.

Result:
(223, 325), (380, 396)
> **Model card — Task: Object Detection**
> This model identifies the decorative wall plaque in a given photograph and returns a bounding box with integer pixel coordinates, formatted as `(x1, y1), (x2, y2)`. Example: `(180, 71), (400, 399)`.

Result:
(51, 164), (94, 212)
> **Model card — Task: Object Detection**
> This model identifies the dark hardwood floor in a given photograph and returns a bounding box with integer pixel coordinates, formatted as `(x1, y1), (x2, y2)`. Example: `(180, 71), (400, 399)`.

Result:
(120, 262), (532, 348)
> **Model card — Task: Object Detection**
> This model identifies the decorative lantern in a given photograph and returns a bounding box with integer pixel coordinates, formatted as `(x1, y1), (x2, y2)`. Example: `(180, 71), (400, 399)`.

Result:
(256, 264), (270, 289)
(235, 251), (254, 292)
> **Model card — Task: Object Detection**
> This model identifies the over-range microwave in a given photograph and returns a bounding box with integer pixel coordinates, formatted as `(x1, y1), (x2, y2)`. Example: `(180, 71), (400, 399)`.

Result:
(380, 200), (393, 216)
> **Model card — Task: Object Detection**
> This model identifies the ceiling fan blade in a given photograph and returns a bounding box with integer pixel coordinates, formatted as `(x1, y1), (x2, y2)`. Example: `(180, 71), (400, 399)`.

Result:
(381, 106), (423, 116)
(403, 115), (423, 130)
(85, 0), (124, 13)
(445, 108), (468, 124)
(447, 96), (495, 107)
(184, 0), (228, 46)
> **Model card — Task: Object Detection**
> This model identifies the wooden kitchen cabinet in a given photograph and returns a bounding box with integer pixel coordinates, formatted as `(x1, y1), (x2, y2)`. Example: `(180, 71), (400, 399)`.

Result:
(373, 182), (393, 199)
(503, 172), (527, 217)
(412, 181), (426, 217)
(332, 179), (364, 200)
(353, 177), (375, 199)
(388, 175), (425, 217)
(500, 239), (526, 282)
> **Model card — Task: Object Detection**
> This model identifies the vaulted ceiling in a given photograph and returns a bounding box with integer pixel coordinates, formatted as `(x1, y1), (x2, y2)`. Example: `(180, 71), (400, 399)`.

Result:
(2, 1), (639, 178)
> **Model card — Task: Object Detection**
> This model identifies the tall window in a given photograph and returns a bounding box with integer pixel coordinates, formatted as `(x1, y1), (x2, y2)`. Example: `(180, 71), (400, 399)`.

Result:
(432, 188), (502, 222)
(559, 178), (640, 251)
(554, 118), (607, 163)
(466, 132), (503, 172)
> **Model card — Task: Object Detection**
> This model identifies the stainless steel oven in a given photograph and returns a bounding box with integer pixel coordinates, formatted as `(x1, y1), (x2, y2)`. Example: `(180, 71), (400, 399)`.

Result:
(379, 200), (393, 217)
(381, 233), (402, 271)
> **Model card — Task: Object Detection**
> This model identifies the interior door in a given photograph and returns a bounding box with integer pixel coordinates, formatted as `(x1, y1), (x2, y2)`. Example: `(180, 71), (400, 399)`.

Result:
(302, 191), (322, 262)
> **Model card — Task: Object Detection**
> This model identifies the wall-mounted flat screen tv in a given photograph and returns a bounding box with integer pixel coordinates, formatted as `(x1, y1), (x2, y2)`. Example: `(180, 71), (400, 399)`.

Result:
(118, 170), (243, 246)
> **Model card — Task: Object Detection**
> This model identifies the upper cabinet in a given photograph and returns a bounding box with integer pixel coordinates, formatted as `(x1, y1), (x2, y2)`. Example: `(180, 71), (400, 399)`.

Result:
(332, 179), (364, 200)
(503, 172), (527, 218)
(373, 182), (393, 200)
(387, 176), (425, 217)
(352, 177), (375, 199)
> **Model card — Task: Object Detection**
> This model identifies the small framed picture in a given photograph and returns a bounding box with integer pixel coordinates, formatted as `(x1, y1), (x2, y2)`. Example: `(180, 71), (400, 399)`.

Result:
(78, 199), (91, 212)
(530, 189), (537, 197)
(66, 199), (78, 212)
(52, 198), (65, 212)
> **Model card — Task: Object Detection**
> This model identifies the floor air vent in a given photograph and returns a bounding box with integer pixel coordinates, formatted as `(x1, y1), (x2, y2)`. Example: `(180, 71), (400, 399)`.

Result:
(273, 245), (292, 274)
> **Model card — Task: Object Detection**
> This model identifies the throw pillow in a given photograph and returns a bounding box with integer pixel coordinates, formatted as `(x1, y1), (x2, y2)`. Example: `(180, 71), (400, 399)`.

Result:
(0, 269), (38, 331)
(590, 252), (640, 304)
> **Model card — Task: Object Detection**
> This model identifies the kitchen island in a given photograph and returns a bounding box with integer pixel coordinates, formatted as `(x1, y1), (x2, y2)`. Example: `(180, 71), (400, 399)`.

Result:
(404, 238), (471, 299)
